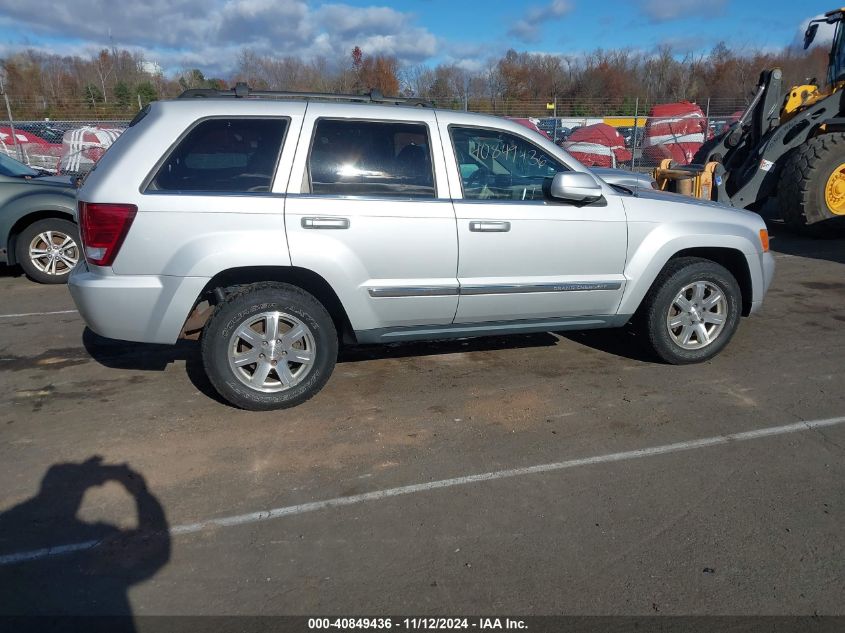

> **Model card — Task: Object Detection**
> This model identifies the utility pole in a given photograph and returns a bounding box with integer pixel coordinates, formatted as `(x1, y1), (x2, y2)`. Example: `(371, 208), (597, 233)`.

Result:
(0, 72), (23, 162)
(633, 97), (640, 169)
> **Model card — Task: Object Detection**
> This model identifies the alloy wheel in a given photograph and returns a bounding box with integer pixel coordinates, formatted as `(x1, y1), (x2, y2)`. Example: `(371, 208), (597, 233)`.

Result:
(666, 280), (728, 350)
(227, 311), (316, 393)
(28, 230), (79, 276)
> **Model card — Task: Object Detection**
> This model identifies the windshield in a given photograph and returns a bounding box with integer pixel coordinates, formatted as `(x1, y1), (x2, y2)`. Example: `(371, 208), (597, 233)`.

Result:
(0, 152), (40, 178)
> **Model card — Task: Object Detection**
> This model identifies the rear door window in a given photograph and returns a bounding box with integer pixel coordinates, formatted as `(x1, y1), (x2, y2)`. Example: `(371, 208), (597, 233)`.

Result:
(149, 118), (287, 193)
(307, 119), (435, 198)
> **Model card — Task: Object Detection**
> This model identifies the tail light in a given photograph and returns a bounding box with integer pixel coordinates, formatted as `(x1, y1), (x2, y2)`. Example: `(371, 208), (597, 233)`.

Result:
(78, 202), (137, 266)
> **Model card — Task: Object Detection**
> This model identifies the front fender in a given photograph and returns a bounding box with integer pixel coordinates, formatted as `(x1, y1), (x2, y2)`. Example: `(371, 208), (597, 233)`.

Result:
(618, 220), (766, 316)
(0, 191), (77, 264)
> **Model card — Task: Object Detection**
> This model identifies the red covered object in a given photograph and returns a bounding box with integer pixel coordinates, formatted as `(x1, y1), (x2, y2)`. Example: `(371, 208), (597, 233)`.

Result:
(0, 127), (53, 147)
(643, 102), (709, 166)
(506, 117), (551, 140)
(563, 123), (631, 167)
(642, 142), (700, 165)
(0, 127), (63, 172)
(59, 126), (123, 173)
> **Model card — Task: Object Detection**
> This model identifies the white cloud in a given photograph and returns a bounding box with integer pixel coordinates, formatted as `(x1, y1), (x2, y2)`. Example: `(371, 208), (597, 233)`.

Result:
(639, 0), (727, 23)
(311, 4), (439, 60)
(316, 5), (409, 38)
(507, 0), (573, 43)
(796, 14), (836, 49)
(656, 35), (708, 55)
(451, 58), (485, 73)
(0, 0), (440, 74)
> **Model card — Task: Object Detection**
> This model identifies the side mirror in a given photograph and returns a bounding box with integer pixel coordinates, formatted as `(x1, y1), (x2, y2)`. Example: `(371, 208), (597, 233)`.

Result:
(547, 172), (603, 203)
(804, 23), (819, 50)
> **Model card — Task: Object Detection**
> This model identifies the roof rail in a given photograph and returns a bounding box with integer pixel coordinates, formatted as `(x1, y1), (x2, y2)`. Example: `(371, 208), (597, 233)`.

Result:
(177, 82), (434, 107)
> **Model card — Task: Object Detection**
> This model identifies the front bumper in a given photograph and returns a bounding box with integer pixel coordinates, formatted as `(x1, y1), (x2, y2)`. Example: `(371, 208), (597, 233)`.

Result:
(749, 251), (775, 315)
(68, 261), (209, 344)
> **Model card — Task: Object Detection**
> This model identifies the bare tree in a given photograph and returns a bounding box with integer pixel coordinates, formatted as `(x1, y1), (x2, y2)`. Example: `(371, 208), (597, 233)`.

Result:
(93, 50), (114, 104)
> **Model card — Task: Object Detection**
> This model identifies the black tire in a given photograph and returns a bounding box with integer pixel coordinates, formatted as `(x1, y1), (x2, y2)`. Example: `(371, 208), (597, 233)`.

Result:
(15, 217), (80, 284)
(201, 282), (338, 411)
(778, 133), (845, 234)
(638, 257), (742, 365)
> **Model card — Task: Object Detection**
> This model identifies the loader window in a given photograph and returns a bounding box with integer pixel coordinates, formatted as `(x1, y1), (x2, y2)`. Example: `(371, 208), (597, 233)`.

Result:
(830, 21), (845, 85)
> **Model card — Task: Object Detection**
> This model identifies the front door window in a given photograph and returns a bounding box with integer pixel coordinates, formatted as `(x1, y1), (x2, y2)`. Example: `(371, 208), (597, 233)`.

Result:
(450, 126), (565, 201)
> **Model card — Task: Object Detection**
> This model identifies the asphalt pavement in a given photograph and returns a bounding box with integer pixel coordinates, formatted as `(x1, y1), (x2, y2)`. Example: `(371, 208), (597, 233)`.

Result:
(0, 224), (843, 619)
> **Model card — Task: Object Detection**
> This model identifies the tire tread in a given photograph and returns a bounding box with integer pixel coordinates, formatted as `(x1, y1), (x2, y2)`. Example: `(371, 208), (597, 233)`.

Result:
(638, 257), (742, 365)
(778, 132), (845, 233)
(200, 281), (337, 411)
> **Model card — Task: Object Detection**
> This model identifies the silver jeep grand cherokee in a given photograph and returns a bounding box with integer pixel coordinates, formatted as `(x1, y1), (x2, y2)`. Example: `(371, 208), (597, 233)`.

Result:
(69, 86), (774, 410)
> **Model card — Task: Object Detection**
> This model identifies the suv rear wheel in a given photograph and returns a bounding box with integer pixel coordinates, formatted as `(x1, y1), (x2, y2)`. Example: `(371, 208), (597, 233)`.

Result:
(16, 218), (80, 284)
(201, 283), (338, 410)
(638, 257), (742, 364)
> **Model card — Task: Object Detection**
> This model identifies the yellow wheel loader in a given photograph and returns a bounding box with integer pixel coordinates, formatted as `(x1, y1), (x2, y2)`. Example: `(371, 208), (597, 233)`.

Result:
(654, 8), (845, 232)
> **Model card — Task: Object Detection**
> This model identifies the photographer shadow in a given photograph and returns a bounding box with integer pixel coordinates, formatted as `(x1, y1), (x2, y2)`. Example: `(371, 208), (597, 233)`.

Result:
(0, 457), (170, 629)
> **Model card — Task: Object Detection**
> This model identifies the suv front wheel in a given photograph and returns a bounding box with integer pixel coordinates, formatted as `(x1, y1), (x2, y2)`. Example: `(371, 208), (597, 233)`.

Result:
(639, 257), (742, 364)
(201, 283), (338, 410)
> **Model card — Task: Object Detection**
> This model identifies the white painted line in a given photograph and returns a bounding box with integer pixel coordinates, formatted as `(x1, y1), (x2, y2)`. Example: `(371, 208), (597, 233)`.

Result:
(0, 309), (79, 319)
(1, 415), (844, 566)
(0, 540), (101, 565)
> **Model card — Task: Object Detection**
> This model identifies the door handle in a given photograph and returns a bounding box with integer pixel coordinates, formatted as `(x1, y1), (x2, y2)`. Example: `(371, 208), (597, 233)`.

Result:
(301, 217), (350, 229)
(469, 220), (511, 232)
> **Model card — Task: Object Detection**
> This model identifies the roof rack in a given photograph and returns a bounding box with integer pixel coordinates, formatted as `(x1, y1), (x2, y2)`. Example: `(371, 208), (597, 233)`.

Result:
(177, 82), (434, 107)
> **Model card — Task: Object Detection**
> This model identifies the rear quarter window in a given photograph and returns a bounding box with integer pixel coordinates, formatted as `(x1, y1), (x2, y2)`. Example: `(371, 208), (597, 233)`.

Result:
(148, 118), (287, 193)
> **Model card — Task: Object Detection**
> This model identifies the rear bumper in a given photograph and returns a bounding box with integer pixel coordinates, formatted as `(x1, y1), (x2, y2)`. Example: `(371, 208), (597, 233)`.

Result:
(68, 261), (209, 344)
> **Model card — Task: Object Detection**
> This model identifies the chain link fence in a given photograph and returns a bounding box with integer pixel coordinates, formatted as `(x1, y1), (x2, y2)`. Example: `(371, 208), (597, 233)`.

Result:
(1, 96), (749, 176)
(1, 119), (128, 175)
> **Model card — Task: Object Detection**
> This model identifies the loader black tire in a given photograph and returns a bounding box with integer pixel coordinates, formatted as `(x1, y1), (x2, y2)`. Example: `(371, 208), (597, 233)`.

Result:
(778, 133), (845, 234)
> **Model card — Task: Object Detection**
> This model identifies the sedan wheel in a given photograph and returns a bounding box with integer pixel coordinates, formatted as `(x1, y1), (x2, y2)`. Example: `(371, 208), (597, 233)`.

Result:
(15, 218), (81, 284)
(28, 230), (79, 277)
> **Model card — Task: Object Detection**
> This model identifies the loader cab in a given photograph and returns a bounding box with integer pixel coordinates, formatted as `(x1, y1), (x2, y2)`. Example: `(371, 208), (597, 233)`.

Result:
(804, 9), (845, 87)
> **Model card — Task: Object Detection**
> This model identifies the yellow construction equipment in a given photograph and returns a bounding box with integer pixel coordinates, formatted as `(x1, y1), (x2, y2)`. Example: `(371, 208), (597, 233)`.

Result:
(653, 7), (845, 231)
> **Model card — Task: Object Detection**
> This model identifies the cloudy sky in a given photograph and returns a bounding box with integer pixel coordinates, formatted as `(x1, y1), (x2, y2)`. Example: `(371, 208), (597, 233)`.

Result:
(0, 0), (834, 75)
